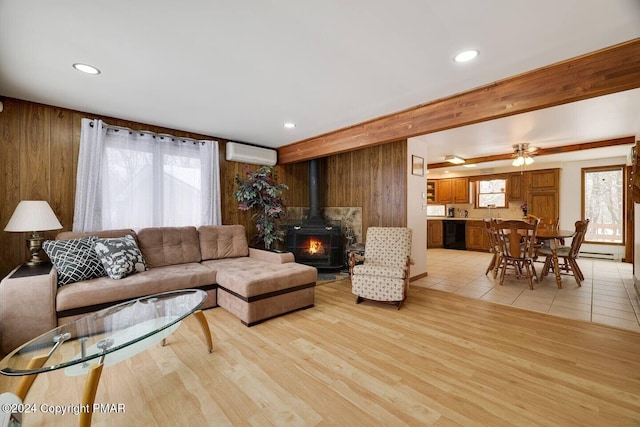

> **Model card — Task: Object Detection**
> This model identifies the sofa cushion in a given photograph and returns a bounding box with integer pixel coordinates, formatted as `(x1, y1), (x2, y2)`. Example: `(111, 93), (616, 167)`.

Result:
(56, 263), (217, 312)
(137, 227), (201, 268)
(199, 225), (249, 260)
(202, 257), (317, 298)
(94, 235), (148, 279)
(43, 236), (107, 286)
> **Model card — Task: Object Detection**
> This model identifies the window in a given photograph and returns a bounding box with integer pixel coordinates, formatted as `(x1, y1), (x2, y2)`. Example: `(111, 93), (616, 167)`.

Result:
(74, 119), (221, 231)
(582, 166), (624, 244)
(477, 178), (507, 208)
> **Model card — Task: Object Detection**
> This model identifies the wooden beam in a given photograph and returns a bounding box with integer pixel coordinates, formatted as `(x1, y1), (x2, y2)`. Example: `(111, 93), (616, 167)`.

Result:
(278, 38), (640, 164)
(427, 136), (636, 169)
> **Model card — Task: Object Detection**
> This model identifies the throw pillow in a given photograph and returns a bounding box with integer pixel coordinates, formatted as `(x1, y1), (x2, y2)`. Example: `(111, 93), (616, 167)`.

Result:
(43, 236), (107, 286)
(94, 235), (148, 280)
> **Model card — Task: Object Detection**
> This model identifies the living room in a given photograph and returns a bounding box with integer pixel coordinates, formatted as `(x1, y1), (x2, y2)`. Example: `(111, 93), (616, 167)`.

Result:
(1, 2), (640, 425)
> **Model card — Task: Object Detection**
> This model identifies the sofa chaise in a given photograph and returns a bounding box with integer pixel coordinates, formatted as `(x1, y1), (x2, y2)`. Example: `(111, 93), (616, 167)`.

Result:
(0, 225), (317, 353)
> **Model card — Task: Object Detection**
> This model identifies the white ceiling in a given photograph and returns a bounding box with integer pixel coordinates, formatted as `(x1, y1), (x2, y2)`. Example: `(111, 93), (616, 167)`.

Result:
(1, 1), (639, 162)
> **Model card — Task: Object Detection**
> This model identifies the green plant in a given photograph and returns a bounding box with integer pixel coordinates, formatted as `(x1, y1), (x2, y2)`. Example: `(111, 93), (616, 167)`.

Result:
(234, 165), (288, 249)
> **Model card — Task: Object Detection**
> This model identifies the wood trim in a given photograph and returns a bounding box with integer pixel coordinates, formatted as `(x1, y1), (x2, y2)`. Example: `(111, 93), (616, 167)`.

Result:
(278, 38), (640, 164)
(427, 136), (635, 169)
(410, 272), (428, 281)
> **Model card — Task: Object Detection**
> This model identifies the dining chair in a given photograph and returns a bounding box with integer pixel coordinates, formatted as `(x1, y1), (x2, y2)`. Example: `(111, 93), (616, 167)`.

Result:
(529, 216), (561, 260)
(540, 219), (590, 286)
(484, 219), (502, 277)
(494, 219), (539, 289)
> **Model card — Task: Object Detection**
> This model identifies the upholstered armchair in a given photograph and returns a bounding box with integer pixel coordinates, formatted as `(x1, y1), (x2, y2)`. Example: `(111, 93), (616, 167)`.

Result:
(349, 227), (412, 309)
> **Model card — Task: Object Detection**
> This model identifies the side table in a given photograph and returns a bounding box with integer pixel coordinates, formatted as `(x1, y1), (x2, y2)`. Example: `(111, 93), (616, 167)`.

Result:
(9, 262), (52, 279)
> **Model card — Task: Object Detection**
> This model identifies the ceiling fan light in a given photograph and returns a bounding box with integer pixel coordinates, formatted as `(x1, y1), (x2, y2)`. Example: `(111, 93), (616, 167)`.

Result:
(512, 156), (525, 167)
(524, 156), (534, 165)
(444, 155), (465, 165)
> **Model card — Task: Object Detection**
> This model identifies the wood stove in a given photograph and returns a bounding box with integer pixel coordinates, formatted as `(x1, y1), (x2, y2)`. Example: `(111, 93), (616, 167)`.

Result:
(286, 223), (343, 268)
(286, 159), (344, 269)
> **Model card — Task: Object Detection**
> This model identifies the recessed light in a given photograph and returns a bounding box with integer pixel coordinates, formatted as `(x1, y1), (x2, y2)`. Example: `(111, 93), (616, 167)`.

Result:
(454, 49), (479, 63)
(283, 122), (296, 129)
(73, 63), (101, 75)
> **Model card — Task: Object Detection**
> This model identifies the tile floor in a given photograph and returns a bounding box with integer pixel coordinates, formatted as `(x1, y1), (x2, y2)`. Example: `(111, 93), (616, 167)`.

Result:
(410, 248), (640, 332)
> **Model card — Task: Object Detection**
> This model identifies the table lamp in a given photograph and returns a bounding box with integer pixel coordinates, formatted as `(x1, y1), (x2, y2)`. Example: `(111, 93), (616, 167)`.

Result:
(4, 200), (63, 265)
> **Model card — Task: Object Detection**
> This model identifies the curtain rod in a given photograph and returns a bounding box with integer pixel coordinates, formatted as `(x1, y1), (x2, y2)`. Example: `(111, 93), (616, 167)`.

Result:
(89, 120), (215, 144)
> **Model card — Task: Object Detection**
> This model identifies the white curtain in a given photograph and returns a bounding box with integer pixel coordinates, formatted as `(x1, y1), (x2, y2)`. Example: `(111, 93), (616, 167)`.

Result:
(74, 118), (221, 231)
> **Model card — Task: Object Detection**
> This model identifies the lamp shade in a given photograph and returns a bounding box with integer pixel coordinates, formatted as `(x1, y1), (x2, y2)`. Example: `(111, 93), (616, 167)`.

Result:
(4, 201), (63, 232)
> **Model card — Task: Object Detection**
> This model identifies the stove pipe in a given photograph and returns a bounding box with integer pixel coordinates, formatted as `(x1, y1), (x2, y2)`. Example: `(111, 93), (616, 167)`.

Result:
(307, 159), (323, 224)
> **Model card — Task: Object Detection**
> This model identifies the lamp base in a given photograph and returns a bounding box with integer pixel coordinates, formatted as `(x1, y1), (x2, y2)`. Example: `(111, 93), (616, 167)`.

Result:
(25, 232), (46, 266)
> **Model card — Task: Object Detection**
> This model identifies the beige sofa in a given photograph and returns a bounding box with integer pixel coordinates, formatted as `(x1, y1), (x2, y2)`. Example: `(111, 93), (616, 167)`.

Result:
(0, 225), (317, 353)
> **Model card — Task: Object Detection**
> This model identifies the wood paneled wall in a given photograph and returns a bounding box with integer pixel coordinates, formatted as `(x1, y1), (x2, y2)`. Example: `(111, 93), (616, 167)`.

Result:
(0, 97), (311, 278)
(319, 140), (408, 233)
(0, 97), (407, 278)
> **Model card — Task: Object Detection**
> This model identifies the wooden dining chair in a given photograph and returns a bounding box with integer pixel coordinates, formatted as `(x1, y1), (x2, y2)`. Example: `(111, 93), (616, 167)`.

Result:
(494, 219), (539, 289)
(540, 219), (590, 286)
(484, 219), (502, 277)
(530, 216), (561, 260)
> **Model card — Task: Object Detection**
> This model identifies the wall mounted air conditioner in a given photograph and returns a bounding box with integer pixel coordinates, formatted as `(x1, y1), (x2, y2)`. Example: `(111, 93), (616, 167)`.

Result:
(225, 142), (277, 166)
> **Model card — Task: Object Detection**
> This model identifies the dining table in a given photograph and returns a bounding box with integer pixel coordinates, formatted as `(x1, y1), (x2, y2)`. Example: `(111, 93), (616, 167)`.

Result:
(535, 228), (576, 288)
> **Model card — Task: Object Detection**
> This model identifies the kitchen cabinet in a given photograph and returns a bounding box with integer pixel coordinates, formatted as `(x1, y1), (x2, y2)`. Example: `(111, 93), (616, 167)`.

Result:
(465, 220), (490, 251)
(427, 220), (443, 248)
(453, 178), (470, 203)
(528, 191), (559, 221)
(436, 179), (453, 203)
(426, 180), (436, 203)
(527, 169), (560, 220)
(508, 173), (525, 201)
(435, 178), (469, 204)
(528, 169), (559, 191)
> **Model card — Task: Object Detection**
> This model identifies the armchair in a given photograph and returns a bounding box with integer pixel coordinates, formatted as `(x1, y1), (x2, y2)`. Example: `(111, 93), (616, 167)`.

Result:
(349, 227), (412, 309)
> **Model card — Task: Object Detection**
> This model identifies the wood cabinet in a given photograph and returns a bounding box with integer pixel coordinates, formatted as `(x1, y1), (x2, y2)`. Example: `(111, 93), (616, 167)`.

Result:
(508, 173), (525, 201)
(436, 179), (453, 203)
(528, 169), (559, 191)
(453, 178), (469, 203)
(465, 220), (490, 251)
(426, 180), (436, 203)
(427, 220), (443, 248)
(435, 178), (469, 204)
(526, 169), (560, 220)
(528, 191), (559, 220)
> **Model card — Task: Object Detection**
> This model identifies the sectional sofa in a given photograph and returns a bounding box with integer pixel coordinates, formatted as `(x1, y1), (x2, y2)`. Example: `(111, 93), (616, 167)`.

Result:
(0, 225), (317, 353)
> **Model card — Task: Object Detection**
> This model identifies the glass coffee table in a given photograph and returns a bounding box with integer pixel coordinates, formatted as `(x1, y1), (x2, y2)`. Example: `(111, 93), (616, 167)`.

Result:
(0, 289), (213, 426)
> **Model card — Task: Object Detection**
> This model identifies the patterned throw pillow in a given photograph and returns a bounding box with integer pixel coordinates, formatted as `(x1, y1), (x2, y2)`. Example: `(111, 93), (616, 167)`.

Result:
(43, 236), (107, 286)
(94, 235), (148, 280)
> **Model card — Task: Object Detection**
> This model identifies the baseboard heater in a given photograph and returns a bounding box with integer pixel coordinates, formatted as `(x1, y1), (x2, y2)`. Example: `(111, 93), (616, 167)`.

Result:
(578, 251), (615, 260)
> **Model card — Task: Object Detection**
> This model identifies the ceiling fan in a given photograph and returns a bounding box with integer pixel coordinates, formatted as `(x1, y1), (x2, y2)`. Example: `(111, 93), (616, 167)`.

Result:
(512, 143), (539, 166)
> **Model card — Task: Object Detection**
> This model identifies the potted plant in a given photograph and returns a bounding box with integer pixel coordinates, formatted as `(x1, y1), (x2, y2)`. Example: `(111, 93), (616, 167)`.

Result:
(234, 165), (288, 249)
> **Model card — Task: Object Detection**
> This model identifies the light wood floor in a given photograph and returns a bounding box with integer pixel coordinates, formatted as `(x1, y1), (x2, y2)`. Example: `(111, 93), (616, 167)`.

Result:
(2, 280), (640, 426)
